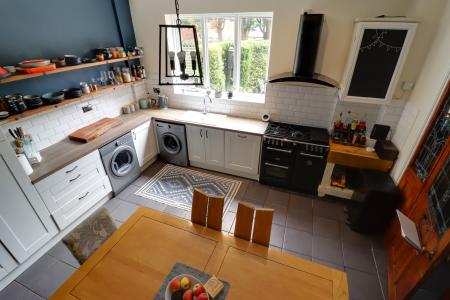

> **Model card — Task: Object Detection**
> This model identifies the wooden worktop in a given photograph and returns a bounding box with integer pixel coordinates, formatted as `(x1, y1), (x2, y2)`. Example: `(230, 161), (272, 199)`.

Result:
(29, 108), (268, 183)
(328, 139), (394, 172)
(50, 207), (348, 300)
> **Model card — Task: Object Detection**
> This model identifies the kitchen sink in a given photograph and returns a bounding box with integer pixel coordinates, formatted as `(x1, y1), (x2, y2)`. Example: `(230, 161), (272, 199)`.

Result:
(181, 110), (227, 124)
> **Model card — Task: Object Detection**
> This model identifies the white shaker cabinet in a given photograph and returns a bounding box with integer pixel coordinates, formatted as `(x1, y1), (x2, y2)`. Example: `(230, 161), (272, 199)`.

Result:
(225, 131), (261, 177)
(132, 121), (158, 168)
(186, 125), (224, 167)
(0, 140), (58, 264)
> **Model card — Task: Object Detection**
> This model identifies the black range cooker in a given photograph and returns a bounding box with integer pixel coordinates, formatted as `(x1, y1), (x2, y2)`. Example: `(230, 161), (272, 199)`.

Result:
(260, 122), (329, 194)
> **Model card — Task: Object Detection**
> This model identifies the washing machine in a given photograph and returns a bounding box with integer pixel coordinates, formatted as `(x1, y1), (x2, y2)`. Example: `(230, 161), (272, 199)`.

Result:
(155, 121), (188, 166)
(99, 132), (141, 195)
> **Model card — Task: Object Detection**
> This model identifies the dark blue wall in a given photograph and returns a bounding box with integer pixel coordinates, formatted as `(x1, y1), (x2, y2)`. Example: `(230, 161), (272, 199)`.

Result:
(0, 0), (136, 96)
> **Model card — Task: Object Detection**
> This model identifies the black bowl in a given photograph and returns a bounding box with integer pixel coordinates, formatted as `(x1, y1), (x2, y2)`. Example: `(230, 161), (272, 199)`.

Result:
(64, 55), (82, 66)
(23, 95), (43, 109)
(42, 91), (64, 104)
(63, 88), (83, 99)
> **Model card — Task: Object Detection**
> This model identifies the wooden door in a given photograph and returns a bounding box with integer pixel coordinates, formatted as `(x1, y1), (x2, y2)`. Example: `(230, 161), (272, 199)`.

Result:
(204, 127), (225, 167)
(186, 125), (206, 163)
(387, 81), (450, 299)
(132, 121), (158, 167)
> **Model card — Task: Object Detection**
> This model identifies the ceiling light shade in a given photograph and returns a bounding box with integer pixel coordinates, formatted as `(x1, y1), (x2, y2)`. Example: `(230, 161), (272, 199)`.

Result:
(159, 0), (204, 86)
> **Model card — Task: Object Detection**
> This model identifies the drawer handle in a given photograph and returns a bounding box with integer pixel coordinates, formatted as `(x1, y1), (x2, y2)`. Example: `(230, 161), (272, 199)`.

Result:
(65, 165), (78, 174)
(237, 134), (247, 139)
(78, 192), (89, 200)
(264, 162), (289, 170)
(69, 174), (81, 183)
(266, 147), (292, 153)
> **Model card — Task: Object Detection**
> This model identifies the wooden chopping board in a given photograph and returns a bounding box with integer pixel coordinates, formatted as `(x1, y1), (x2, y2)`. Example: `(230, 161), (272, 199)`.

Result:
(69, 118), (123, 143)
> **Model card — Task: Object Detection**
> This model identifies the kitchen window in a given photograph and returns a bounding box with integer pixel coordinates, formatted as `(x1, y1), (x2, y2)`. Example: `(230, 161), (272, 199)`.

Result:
(166, 13), (273, 103)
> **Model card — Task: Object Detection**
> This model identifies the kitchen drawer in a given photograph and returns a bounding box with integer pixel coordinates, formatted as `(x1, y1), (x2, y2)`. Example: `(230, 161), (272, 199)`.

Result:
(35, 150), (108, 213)
(35, 150), (101, 193)
(0, 243), (18, 280)
(51, 175), (112, 230)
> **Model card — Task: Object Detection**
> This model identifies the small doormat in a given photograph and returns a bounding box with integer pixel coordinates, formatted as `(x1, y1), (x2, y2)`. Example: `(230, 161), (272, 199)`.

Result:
(135, 164), (241, 212)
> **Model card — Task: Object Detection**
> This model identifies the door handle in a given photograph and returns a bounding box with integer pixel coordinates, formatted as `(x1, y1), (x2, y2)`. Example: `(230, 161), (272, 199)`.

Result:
(299, 152), (324, 159)
(65, 165), (78, 174)
(206, 130), (208, 139)
(132, 132), (136, 140)
(264, 162), (289, 170)
(200, 129), (203, 138)
(78, 192), (90, 201)
(266, 147), (292, 153)
(69, 174), (81, 183)
(237, 134), (247, 139)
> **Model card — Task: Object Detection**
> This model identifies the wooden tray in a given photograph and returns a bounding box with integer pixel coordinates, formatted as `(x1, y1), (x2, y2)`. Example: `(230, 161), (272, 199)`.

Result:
(69, 118), (123, 143)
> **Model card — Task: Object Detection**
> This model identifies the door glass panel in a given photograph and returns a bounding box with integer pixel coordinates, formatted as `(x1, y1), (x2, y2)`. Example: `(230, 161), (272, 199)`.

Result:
(414, 92), (450, 181)
(428, 154), (450, 236)
(164, 135), (180, 153)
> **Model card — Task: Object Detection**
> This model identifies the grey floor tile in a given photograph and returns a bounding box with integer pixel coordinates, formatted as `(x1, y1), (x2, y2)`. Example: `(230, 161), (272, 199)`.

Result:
(343, 242), (377, 274)
(164, 206), (187, 218)
(222, 212), (236, 233)
(141, 199), (167, 211)
(286, 210), (313, 233)
(282, 249), (312, 261)
(271, 205), (287, 226)
(346, 268), (384, 300)
(110, 200), (139, 222)
(313, 199), (345, 221)
(340, 223), (373, 247)
(243, 181), (268, 204)
(371, 235), (386, 251)
(47, 241), (80, 269)
(132, 161), (165, 186)
(115, 183), (140, 201)
(0, 281), (44, 300)
(283, 227), (312, 256)
(312, 236), (344, 266)
(269, 223), (285, 248)
(289, 193), (313, 215)
(312, 257), (345, 271)
(265, 189), (290, 208)
(16, 254), (75, 299)
(313, 216), (341, 241)
(102, 197), (122, 214)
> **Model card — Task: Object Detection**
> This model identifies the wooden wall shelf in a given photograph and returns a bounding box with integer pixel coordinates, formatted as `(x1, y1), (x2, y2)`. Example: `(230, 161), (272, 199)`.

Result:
(0, 56), (143, 84)
(0, 81), (146, 126)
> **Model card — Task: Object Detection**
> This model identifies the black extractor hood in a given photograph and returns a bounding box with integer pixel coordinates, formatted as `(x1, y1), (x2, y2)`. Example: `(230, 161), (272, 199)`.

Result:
(269, 13), (339, 88)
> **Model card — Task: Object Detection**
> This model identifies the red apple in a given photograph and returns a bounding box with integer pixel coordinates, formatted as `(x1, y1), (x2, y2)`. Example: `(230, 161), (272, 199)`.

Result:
(180, 276), (191, 290)
(169, 279), (181, 292)
(197, 292), (209, 300)
(192, 283), (205, 297)
(182, 289), (193, 300)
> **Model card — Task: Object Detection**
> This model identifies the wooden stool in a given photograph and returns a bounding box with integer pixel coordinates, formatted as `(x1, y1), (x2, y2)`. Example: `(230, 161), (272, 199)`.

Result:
(191, 189), (225, 231)
(234, 202), (255, 241)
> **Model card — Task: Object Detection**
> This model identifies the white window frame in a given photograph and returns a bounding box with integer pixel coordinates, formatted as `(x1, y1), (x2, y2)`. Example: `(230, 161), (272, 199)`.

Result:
(168, 12), (273, 103)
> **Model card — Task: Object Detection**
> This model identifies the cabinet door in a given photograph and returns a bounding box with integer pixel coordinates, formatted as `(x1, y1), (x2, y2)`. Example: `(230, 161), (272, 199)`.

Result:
(225, 131), (261, 175)
(132, 121), (158, 167)
(0, 141), (57, 263)
(186, 125), (206, 163)
(204, 128), (225, 167)
(0, 243), (18, 280)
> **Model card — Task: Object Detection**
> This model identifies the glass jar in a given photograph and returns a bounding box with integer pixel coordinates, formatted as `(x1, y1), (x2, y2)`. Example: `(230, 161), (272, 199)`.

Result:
(122, 67), (131, 83)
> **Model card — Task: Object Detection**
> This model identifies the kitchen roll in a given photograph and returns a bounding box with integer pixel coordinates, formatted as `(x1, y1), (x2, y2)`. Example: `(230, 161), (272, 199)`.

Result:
(261, 112), (270, 122)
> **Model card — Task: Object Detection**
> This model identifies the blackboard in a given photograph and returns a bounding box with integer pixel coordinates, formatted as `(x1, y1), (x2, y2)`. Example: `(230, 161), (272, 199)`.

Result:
(348, 29), (408, 99)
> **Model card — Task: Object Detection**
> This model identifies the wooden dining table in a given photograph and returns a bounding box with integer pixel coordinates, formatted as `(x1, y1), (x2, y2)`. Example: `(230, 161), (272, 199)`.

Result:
(50, 207), (349, 300)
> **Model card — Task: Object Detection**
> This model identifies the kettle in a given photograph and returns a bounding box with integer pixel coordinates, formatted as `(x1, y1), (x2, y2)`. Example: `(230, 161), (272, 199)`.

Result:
(158, 95), (168, 109)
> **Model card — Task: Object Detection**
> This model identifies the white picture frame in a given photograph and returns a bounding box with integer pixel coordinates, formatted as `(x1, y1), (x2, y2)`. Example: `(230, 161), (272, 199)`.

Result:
(340, 20), (418, 104)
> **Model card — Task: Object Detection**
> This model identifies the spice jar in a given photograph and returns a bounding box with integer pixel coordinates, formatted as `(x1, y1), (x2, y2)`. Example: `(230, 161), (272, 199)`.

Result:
(122, 67), (131, 83)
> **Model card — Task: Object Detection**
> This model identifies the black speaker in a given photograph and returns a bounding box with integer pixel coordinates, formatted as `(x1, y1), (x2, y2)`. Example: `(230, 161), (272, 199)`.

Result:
(370, 124), (391, 140)
(293, 13), (323, 77)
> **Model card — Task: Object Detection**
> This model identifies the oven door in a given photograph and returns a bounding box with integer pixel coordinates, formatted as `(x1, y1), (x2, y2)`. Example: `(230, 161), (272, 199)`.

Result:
(293, 151), (327, 193)
(260, 161), (293, 188)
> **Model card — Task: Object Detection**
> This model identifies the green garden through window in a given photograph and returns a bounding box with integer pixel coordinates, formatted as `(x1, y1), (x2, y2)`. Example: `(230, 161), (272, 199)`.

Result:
(166, 13), (273, 102)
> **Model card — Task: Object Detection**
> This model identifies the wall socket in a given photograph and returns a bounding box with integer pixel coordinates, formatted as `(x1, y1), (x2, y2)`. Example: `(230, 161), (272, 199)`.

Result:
(82, 104), (93, 113)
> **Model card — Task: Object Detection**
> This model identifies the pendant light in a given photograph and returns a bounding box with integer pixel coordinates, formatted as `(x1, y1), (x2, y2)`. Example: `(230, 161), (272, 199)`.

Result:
(159, 0), (204, 86)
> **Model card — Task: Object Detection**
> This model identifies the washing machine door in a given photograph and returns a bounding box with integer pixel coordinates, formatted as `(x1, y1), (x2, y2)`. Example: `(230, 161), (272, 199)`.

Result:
(162, 132), (182, 154)
(110, 145), (137, 177)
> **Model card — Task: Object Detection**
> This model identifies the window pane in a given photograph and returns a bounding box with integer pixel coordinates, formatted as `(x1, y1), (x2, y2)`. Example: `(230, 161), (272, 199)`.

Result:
(180, 17), (203, 80)
(207, 17), (235, 93)
(240, 17), (272, 94)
